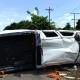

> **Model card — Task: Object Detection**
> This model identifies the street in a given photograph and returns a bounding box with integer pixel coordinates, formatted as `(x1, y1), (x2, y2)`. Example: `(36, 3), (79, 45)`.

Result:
(0, 65), (80, 80)
(0, 70), (50, 80)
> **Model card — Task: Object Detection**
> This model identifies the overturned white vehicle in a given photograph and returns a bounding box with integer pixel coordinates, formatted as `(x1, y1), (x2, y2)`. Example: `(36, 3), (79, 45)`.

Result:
(0, 30), (79, 71)
(37, 30), (80, 67)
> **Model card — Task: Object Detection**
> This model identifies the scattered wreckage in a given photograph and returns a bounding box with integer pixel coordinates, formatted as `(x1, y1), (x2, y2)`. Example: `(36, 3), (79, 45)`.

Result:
(0, 29), (79, 71)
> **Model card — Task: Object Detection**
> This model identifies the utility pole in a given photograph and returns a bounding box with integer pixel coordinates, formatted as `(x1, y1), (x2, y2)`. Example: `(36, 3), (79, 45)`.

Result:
(46, 6), (53, 24)
(71, 13), (80, 29)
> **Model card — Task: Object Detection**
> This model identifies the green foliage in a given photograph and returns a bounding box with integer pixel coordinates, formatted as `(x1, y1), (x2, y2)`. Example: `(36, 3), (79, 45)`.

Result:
(4, 23), (17, 30)
(57, 28), (63, 30)
(76, 19), (80, 30)
(63, 23), (73, 30)
(4, 15), (56, 30)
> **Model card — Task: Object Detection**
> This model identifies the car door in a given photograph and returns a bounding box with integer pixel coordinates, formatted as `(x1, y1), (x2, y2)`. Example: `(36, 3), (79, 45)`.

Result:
(40, 30), (64, 65)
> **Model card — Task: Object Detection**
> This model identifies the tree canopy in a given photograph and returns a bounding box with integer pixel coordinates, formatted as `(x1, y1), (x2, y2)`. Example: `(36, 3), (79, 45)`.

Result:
(63, 23), (73, 30)
(4, 15), (56, 30)
(76, 19), (80, 30)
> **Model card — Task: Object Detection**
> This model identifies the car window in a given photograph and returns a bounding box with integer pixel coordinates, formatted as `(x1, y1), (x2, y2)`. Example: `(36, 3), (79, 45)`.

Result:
(60, 32), (74, 36)
(42, 31), (58, 37)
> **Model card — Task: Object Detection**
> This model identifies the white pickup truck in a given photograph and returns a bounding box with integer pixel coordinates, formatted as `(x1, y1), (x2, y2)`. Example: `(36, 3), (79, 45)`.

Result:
(0, 30), (79, 70)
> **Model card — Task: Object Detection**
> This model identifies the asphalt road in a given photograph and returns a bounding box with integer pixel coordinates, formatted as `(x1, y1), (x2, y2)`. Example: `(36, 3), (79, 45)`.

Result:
(0, 70), (51, 80)
(0, 65), (80, 80)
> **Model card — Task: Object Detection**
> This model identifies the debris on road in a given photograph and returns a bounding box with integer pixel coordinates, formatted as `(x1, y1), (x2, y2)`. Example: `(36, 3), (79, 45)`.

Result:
(47, 71), (60, 80)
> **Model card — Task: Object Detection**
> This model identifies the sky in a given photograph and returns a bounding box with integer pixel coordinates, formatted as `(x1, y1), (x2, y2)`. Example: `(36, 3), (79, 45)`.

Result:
(0, 0), (80, 31)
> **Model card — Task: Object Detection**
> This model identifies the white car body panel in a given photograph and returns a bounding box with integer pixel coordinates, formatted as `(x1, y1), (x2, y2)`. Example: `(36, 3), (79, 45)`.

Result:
(38, 30), (79, 66)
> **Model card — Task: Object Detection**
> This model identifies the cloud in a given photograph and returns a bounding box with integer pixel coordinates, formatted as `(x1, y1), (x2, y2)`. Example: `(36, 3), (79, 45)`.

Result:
(32, 10), (37, 15)
(0, 7), (39, 31)
(55, 13), (73, 28)
(26, 15), (31, 21)
(0, 8), (28, 31)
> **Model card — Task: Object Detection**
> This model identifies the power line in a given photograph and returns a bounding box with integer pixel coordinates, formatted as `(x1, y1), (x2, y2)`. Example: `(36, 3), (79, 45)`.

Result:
(71, 13), (80, 29)
(46, 6), (54, 24)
